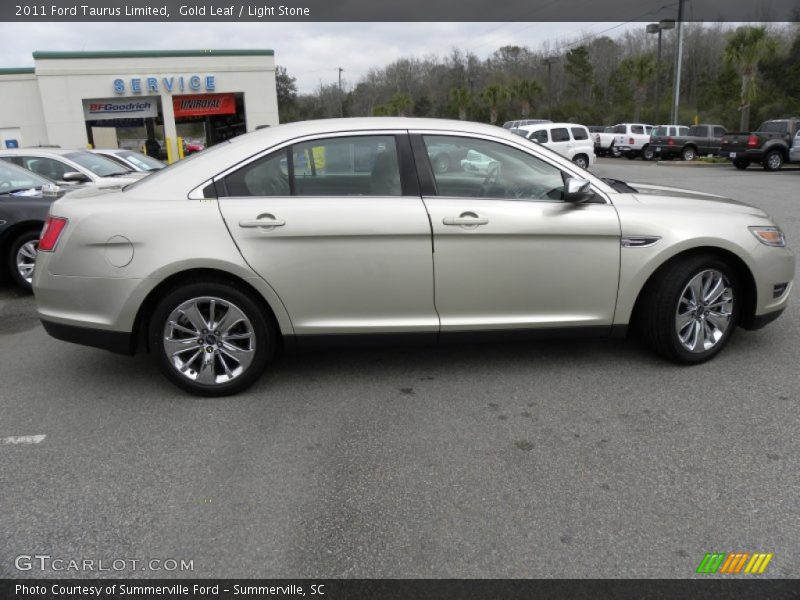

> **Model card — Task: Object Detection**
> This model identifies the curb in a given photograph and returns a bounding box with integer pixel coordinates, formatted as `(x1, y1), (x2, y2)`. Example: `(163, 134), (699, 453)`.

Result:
(655, 160), (730, 168)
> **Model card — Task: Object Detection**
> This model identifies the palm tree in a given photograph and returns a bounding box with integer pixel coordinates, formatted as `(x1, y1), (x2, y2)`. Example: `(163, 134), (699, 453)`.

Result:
(509, 80), (543, 118)
(622, 54), (656, 122)
(724, 26), (778, 131)
(450, 87), (471, 121)
(481, 84), (507, 125)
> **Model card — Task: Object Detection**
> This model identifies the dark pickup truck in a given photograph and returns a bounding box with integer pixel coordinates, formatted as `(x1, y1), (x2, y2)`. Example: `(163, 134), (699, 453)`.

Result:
(651, 124), (727, 161)
(719, 118), (800, 171)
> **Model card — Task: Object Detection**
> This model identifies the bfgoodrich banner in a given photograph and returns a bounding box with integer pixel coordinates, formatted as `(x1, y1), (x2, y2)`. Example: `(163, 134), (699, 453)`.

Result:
(82, 97), (159, 120)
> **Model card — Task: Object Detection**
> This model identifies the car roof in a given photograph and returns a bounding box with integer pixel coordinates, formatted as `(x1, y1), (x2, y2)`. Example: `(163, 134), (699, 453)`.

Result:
(0, 147), (89, 156)
(517, 122), (588, 131)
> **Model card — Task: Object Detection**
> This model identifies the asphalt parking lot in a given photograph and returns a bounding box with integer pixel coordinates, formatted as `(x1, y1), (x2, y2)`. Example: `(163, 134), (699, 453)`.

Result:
(1, 159), (798, 579)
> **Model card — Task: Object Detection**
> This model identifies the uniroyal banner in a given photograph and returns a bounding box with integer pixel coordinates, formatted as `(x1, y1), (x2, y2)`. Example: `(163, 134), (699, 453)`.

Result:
(83, 98), (158, 120)
(173, 93), (236, 118)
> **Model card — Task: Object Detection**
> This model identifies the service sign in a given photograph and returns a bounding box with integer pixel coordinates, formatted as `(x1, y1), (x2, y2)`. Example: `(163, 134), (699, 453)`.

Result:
(173, 93), (236, 118)
(83, 98), (158, 120)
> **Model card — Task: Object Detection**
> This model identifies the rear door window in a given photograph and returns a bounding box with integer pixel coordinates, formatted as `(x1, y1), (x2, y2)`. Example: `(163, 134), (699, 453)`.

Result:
(631, 125), (645, 135)
(571, 127), (589, 140)
(550, 128), (570, 142)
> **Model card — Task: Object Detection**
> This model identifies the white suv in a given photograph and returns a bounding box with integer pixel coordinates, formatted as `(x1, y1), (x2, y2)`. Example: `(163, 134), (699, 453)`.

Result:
(516, 123), (595, 168)
(612, 123), (654, 160)
(0, 148), (145, 189)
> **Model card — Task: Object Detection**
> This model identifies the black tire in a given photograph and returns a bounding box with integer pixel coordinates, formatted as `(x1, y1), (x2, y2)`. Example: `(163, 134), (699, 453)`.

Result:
(681, 146), (696, 161)
(432, 154), (451, 174)
(637, 254), (741, 365)
(762, 150), (783, 171)
(641, 145), (655, 161)
(7, 229), (40, 293)
(732, 158), (750, 170)
(149, 281), (273, 396)
(572, 154), (589, 169)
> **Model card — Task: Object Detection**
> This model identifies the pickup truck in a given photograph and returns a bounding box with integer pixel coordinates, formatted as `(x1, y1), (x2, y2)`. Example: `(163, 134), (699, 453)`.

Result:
(613, 123), (654, 160)
(719, 118), (800, 171)
(650, 124), (727, 161)
(593, 126), (620, 157)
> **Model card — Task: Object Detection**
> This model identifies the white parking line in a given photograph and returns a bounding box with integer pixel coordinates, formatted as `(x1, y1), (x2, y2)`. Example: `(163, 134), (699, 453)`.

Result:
(1, 434), (46, 445)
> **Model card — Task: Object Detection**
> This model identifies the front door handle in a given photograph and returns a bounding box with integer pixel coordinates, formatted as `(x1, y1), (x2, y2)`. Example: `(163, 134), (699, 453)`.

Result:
(443, 212), (489, 227)
(239, 214), (286, 229)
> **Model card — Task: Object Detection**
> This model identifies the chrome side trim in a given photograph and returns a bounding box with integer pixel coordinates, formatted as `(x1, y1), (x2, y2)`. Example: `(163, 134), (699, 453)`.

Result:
(621, 236), (661, 248)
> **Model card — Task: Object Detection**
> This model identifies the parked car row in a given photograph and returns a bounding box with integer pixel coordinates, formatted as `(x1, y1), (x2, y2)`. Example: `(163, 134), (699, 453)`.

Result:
(0, 147), (163, 292)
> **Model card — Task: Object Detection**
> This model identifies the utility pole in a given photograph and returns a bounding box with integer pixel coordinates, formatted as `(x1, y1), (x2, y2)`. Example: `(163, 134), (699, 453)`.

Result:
(543, 57), (556, 119)
(670, 0), (685, 124)
(647, 20), (674, 124)
(338, 67), (344, 117)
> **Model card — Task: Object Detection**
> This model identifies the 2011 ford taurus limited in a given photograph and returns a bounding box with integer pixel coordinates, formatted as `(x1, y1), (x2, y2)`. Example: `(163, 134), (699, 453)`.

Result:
(32, 118), (794, 396)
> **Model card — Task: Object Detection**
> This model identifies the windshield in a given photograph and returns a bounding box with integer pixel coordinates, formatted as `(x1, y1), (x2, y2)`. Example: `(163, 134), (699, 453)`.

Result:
(0, 159), (52, 193)
(115, 150), (165, 171)
(65, 151), (131, 176)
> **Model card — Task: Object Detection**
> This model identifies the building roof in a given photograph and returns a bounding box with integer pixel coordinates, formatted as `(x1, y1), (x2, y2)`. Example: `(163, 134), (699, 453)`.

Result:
(32, 49), (274, 60)
(0, 67), (35, 75)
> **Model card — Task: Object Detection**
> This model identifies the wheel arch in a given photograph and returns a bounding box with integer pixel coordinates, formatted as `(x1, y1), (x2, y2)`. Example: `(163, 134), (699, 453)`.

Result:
(628, 246), (757, 330)
(0, 220), (45, 279)
(131, 267), (288, 354)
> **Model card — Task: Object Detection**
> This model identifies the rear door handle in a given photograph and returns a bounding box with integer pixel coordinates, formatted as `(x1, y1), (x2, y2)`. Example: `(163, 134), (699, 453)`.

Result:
(443, 212), (489, 227)
(239, 214), (285, 229)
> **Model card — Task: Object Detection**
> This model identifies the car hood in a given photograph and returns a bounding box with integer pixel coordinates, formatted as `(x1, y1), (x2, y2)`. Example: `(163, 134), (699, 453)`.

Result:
(629, 182), (768, 218)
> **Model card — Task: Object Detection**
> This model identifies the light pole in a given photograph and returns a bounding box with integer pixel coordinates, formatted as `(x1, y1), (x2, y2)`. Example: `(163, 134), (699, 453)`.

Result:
(670, 0), (685, 125)
(543, 56), (557, 119)
(646, 19), (675, 124)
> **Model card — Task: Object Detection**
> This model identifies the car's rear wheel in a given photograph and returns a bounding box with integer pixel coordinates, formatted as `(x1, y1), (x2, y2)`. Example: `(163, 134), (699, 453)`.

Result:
(641, 145), (655, 161)
(681, 146), (696, 161)
(8, 230), (40, 293)
(572, 154), (589, 169)
(762, 150), (783, 171)
(638, 255), (740, 364)
(732, 158), (750, 170)
(149, 282), (272, 396)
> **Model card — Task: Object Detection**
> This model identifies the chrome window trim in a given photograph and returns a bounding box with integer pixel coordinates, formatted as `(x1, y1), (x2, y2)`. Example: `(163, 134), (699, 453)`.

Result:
(211, 129), (407, 183)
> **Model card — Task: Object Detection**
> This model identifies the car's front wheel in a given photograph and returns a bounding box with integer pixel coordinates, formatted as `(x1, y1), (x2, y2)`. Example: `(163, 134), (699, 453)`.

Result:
(638, 255), (740, 364)
(149, 282), (272, 396)
(8, 229), (40, 293)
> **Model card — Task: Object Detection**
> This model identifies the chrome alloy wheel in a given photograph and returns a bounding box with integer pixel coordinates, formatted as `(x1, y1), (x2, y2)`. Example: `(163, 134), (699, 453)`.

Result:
(16, 240), (38, 284)
(675, 269), (734, 353)
(163, 296), (255, 385)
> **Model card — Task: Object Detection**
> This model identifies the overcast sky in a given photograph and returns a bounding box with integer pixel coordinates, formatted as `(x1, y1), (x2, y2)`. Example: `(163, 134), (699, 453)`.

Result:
(0, 22), (646, 93)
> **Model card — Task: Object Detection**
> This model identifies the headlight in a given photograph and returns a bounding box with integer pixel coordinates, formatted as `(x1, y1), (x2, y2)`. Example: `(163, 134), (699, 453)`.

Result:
(749, 226), (786, 247)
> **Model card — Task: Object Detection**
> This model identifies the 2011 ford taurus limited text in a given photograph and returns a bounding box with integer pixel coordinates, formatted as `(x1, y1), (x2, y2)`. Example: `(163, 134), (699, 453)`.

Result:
(32, 118), (794, 396)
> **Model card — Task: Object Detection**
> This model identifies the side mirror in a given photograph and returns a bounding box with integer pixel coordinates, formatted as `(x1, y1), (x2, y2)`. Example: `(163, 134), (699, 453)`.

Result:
(62, 171), (91, 183)
(564, 177), (595, 203)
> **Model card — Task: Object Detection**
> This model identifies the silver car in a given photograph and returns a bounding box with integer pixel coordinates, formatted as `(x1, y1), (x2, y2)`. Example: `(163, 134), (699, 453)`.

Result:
(0, 148), (145, 189)
(33, 118), (794, 396)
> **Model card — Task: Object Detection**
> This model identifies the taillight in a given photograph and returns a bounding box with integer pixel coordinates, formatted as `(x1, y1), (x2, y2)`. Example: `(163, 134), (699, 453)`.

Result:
(39, 216), (68, 252)
(747, 134), (759, 147)
(629, 137), (635, 145)
(667, 137), (674, 146)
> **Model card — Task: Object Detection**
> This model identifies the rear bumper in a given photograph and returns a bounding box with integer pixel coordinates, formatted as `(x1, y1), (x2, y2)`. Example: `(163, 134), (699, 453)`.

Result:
(41, 320), (135, 355)
(719, 149), (764, 161)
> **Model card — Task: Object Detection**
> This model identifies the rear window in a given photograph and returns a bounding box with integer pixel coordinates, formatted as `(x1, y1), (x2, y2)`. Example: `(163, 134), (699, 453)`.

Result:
(652, 127), (668, 136)
(612, 125), (626, 134)
(631, 125), (644, 135)
(758, 121), (789, 134)
(571, 127), (589, 140)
